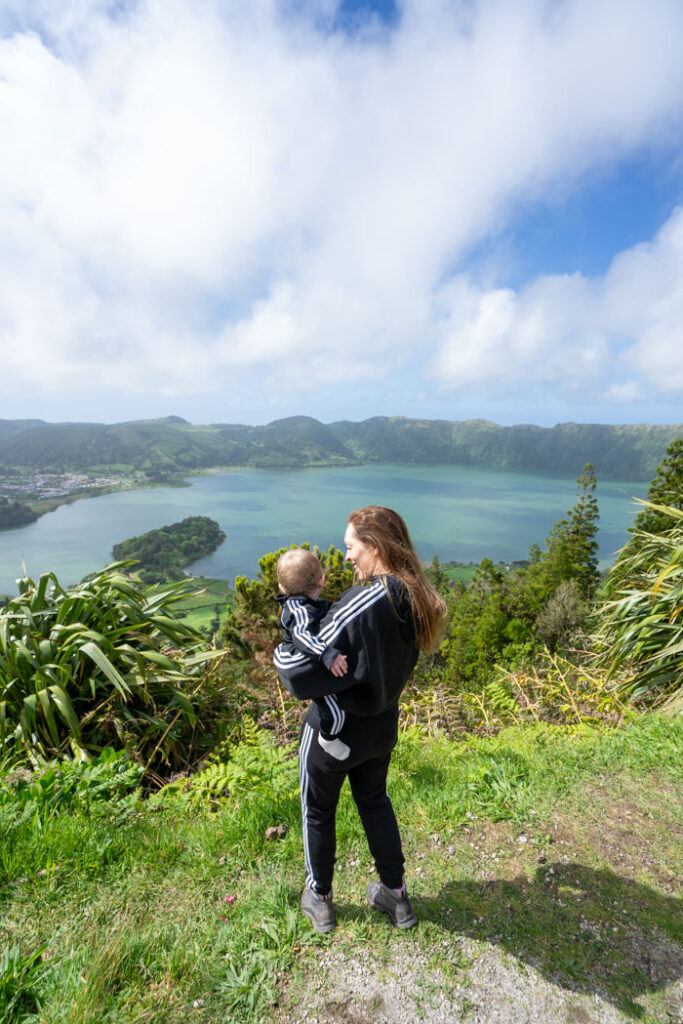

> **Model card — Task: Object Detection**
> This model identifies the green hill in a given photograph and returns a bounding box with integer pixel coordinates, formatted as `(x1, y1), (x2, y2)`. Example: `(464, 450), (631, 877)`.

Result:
(329, 416), (681, 479)
(1, 415), (680, 481)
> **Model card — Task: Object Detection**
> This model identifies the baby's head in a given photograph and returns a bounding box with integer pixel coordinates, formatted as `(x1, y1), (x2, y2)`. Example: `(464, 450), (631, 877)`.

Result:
(277, 549), (324, 599)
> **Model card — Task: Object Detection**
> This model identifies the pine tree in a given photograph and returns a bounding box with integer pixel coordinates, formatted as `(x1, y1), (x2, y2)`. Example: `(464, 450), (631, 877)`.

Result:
(564, 463), (600, 599)
(528, 463), (600, 603)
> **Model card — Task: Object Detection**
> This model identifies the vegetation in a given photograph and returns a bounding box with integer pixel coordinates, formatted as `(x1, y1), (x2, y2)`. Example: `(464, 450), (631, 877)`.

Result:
(629, 437), (683, 541)
(412, 465), (601, 703)
(112, 516), (226, 583)
(597, 502), (683, 711)
(0, 414), (679, 480)
(0, 714), (680, 1022)
(0, 564), (224, 776)
(1, 435), (682, 1021)
(0, 496), (37, 529)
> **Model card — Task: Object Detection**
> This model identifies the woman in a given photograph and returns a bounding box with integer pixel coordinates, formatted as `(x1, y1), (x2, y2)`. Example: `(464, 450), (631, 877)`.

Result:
(274, 505), (447, 934)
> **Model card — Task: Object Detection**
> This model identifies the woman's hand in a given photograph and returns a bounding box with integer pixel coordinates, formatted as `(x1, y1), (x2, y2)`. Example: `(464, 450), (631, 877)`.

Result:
(329, 653), (348, 677)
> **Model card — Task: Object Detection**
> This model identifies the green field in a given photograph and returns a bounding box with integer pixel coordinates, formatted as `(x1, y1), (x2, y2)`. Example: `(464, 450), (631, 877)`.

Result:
(443, 563), (479, 583)
(174, 576), (232, 631)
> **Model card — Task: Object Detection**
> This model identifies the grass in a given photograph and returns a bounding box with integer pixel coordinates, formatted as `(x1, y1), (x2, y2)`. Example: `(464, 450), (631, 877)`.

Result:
(442, 563), (479, 584)
(174, 577), (232, 631)
(0, 713), (681, 1023)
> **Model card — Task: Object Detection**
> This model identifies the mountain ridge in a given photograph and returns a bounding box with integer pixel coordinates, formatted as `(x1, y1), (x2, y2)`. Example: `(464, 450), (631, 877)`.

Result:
(0, 415), (680, 481)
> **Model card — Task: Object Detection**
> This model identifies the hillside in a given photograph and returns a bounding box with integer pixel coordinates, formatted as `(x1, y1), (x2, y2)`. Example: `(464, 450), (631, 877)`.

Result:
(1, 715), (681, 1023)
(329, 417), (681, 479)
(0, 414), (680, 480)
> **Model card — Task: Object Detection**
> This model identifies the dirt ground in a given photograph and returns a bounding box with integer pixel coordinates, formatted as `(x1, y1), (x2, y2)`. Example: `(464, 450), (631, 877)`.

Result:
(275, 777), (683, 1024)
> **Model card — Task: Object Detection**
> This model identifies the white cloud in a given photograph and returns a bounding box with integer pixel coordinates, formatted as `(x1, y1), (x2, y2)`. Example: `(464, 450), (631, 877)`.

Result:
(0, 0), (683, 409)
(432, 205), (683, 400)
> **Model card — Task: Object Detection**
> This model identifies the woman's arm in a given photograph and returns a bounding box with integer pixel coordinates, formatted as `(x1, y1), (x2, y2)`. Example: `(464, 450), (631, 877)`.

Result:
(280, 598), (345, 670)
(274, 580), (387, 699)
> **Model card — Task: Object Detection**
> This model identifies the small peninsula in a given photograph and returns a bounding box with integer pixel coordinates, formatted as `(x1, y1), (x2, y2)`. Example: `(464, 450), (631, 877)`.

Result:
(0, 495), (38, 530)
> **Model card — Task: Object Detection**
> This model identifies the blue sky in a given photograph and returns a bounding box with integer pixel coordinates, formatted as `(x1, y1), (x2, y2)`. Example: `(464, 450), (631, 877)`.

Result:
(0, 0), (682, 427)
(464, 148), (683, 285)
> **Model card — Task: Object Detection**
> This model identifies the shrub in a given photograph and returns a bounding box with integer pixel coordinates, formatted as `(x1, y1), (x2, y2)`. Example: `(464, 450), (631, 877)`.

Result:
(596, 502), (683, 708)
(0, 747), (142, 823)
(0, 564), (224, 774)
(157, 718), (297, 805)
(535, 580), (588, 652)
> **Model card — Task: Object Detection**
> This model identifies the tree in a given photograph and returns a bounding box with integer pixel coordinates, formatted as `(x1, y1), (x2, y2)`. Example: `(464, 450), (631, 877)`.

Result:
(527, 463), (600, 603)
(425, 554), (451, 597)
(563, 463), (600, 599)
(630, 438), (683, 541)
(0, 496), (38, 529)
(443, 560), (520, 691)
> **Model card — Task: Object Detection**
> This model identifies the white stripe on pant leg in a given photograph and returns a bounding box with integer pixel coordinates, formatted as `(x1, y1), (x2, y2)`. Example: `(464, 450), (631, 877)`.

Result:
(329, 695), (345, 733)
(299, 725), (313, 888)
(332, 696), (346, 732)
(299, 724), (317, 890)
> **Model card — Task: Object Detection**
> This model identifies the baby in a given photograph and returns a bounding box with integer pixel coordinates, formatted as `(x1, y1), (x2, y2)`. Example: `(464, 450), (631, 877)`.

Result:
(275, 548), (351, 760)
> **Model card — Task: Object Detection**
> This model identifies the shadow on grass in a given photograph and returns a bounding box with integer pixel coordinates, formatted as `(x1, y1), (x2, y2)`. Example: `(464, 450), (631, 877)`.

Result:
(425, 862), (683, 1018)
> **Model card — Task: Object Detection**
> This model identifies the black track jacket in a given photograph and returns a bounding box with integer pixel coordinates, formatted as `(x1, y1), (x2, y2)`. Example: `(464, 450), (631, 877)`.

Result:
(273, 575), (418, 717)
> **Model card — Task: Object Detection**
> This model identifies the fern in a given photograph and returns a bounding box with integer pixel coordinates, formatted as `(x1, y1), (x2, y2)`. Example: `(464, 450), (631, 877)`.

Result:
(158, 721), (298, 804)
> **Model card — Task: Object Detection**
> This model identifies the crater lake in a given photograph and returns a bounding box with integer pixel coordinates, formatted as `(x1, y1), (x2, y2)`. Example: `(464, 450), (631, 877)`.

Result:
(0, 463), (647, 594)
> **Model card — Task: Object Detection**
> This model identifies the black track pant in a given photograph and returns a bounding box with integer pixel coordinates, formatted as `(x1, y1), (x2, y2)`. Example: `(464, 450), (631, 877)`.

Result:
(299, 702), (405, 894)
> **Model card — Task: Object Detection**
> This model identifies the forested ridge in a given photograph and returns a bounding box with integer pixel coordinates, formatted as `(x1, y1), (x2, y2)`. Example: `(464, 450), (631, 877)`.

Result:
(0, 414), (680, 480)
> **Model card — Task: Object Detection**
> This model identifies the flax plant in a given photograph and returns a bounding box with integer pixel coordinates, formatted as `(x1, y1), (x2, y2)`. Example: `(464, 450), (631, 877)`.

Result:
(596, 502), (683, 707)
(0, 563), (224, 772)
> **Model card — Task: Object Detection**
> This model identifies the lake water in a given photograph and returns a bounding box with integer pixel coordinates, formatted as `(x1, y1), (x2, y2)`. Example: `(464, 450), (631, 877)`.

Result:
(0, 464), (647, 594)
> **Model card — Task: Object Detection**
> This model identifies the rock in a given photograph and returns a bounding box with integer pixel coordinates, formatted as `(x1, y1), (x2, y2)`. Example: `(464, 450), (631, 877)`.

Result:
(265, 824), (288, 840)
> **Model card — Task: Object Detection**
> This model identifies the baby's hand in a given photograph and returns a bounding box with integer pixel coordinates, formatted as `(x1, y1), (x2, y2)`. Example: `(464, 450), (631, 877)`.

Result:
(329, 653), (348, 677)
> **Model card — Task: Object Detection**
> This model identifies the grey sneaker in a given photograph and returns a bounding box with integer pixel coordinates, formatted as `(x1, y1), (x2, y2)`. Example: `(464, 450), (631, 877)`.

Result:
(300, 886), (336, 933)
(366, 881), (417, 928)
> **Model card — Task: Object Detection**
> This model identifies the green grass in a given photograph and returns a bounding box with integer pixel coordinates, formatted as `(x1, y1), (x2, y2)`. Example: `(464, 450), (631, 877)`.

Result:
(174, 577), (232, 631)
(443, 563), (479, 584)
(1, 714), (681, 1023)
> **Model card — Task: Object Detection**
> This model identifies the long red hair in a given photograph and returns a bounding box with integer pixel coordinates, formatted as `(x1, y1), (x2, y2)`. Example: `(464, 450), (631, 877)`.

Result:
(348, 505), (447, 652)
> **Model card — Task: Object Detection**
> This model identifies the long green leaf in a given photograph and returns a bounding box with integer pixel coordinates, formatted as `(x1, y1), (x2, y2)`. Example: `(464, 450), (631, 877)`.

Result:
(35, 686), (59, 747)
(79, 642), (131, 697)
(48, 685), (81, 740)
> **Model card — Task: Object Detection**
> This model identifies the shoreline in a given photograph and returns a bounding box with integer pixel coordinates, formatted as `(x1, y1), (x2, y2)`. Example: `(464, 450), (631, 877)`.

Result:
(0, 455), (653, 531)
(3, 461), (360, 528)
